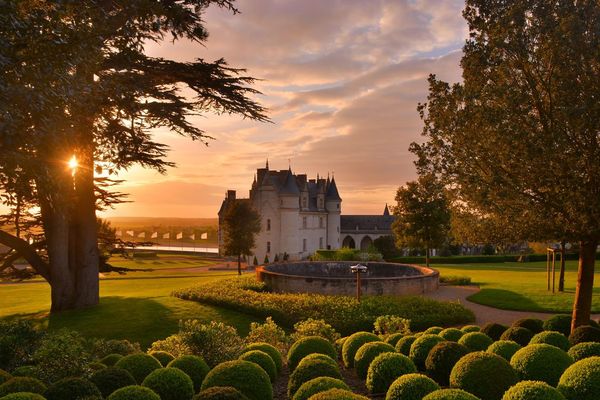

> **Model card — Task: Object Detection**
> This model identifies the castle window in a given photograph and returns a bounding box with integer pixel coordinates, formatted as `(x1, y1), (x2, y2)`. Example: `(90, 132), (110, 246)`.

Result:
(337, 204), (340, 210)
(267, 219), (271, 231)
(303, 238), (307, 252)
(319, 237), (323, 249)
(267, 241), (271, 253)
(303, 217), (307, 229)
(319, 217), (324, 228)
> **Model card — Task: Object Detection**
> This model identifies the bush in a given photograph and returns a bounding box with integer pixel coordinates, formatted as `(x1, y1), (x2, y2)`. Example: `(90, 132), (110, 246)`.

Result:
(91, 338), (140, 359)
(366, 352), (416, 394)
(395, 336), (417, 356)
(569, 326), (600, 345)
(460, 325), (480, 333)
(439, 276), (472, 286)
(89, 366), (136, 398)
(142, 367), (194, 400)
(449, 352), (517, 400)
(425, 342), (469, 386)
(510, 344), (573, 386)
(148, 336), (190, 359)
(512, 319), (544, 334)
(425, 327), (444, 335)
(341, 332), (380, 368)
(288, 357), (342, 398)
(114, 354), (162, 384)
(354, 342), (395, 379)
(32, 329), (90, 384)
(292, 319), (340, 343)
(374, 316), (411, 337)
(107, 385), (161, 400)
(292, 377), (349, 400)
(501, 380), (566, 400)
(9, 367), (36, 379)
(458, 332), (493, 352)
(385, 373), (440, 400)
(529, 331), (570, 351)
(409, 334), (445, 371)
(44, 377), (102, 400)
(500, 327), (534, 347)
(0, 370), (10, 386)
(239, 350), (276, 382)
(88, 362), (106, 372)
(543, 315), (573, 337)
(100, 354), (124, 367)
(423, 389), (481, 400)
(193, 386), (250, 399)
(557, 356), (600, 400)
(167, 355), (210, 393)
(0, 321), (42, 372)
(385, 333), (406, 347)
(0, 393), (46, 400)
(288, 336), (337, 371)
(481, 323), (508, 341)
(243, 343), (282, 375)
(201, 360), (272, 400)
(0, 378), (46, 397)
(439, 328), (464, 342)
(147, 351), (174, 367)
(306, 388), (368, 399)
(568, 342), (600, 361)
(486, 341), (522, 361)
(245, 317), (289, 355)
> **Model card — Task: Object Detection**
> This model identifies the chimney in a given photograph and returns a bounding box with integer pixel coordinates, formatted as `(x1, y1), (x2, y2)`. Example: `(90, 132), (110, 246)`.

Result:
(227, 190), (236, 200)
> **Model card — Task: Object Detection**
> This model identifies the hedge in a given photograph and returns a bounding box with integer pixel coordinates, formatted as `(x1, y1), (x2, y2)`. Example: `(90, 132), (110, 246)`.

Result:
(201, 360), (272, 400)
(450, 352), (517, 400)
(167, 355), (210, 393)
(288, 336), (337, 371)
(288, 356), (342, 398)
(243, 343), (282, 375)
(89, 367), (137, 398)
(292, 377), (349, 400)
(353, 342), (395, 379)
(141, 367), (195, 400)
(510, 344), (573, 386)
(501, 381), (566, 400)
(557, 356), (600, 400)
(366, 352), (416, 395)
(385, 373), (440, 400)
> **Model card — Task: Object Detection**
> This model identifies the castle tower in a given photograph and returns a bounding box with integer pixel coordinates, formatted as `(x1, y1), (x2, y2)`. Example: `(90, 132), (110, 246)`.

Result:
(279, 169), (300, 257)
(325, 176), (342, 250)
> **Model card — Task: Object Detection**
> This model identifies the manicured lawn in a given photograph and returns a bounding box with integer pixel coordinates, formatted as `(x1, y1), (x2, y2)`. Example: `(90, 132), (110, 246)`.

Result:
(433, 260), (600, 313)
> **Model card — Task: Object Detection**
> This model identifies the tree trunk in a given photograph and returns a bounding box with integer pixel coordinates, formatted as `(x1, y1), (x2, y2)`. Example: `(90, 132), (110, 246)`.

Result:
(571, 238), (598, 333)
(558, 240), (566, 292)
(237, 254), (241, 275)
(425, 243), (430, 267)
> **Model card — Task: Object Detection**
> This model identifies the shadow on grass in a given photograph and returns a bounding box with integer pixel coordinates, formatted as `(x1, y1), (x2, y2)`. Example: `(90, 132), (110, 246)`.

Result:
(467, 288), (547, 312)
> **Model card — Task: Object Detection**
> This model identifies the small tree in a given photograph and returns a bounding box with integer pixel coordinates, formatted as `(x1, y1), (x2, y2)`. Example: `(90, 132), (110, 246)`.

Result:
(221, 201), (261, 275)
(253, 256), (258, 266)
(264, 255), (270, 264)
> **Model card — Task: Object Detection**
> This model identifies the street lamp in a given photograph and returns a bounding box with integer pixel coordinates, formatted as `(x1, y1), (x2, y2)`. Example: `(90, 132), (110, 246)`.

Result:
(350, 264), (368, 302)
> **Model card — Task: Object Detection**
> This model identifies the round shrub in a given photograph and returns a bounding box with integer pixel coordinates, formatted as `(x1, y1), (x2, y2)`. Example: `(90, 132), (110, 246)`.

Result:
(425, 342), (470, 386)
(512, 318), (544, 334)
(500, 327), (534, 347)
(409, 334), (445, 371)
(395, 335), (417, 356)
(88, 362), (107, 372)
(0, 371), (11, 386)
(461, 325), (480, 333)
(90, 367), (136, 398)
(44, 377), (101, 400)
(439, 328), (464, 342)
(193, 386), (249, 400)
(288, 336), (337, 371)
(557, 356), (600, 400)
(530, 331), (570, 351)
(481, 323), (508, 341)
(543, 315), (572, 337)
(0, 378), (46, 397)
(296, 353), (338, 370)
(288, 357), (342, 398)
(201, 360), (272, 400)
(100, 353), (124, 367)
(423, 388), (481, 400)
(167, 355), (210, 393)
(425, 327), (444, 335)
(107, 385), (161, 400)
(0, 393), (46, 400)
(142, 367), (194, 400)
(147, 351), (174, 367)
(115, 354), (162, 384)
(458, 332), (493, 352)
(450, 352), (517, 400)
(341, 332), (380, 368)
(243, 343), (282, 374)
(307, 388), (368, 399)
(385, 373), (440, 400)
(568, 342), (600, 361)
(486, 341), (521, 361)
(569, 325), (600, 345)
(334, 337), (346, 357)
(510, 344), (573, 386)
(385, 333), (405, 347)
(501, 380), (566, 400)
(366, 352), (416, 394)
(10, 368), (36, 379)
(292, 377), (349, 400)
(354, 342), (395, 379)
(239, 350), (276, 382)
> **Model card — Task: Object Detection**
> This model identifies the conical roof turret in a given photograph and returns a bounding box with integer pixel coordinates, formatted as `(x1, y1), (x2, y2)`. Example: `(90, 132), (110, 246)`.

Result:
(325, 176), (342, 201)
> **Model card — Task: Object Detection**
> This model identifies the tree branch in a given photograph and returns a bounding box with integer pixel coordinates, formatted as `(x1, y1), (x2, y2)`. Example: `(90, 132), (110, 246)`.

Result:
(0, 230), (50, 281)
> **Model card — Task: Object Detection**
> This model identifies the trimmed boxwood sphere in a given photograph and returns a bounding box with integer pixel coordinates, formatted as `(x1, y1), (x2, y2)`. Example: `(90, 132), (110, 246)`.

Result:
(0, 378), (47, 397)
(44, 377), (101, 400)
(288, 336), (337, 371)
(481, 323), (508, 341)
(148, 352), (175, 367)
(512, 319), (544, 334)
(557, 356), (600, 400)
(366, 352), (416, 394)
(500, 327), (534, 347)
(142, 367), (194, 400)
(395, 336), (417, 356)
(101, 353), (124, 367)
(167, 355), (210, 393)
(296, 354), (338, 370)
(450, 351), (517, 400)
(385, 373), (440, 400)
(461, 325), (480, 333)
(10, 368), (36, 379)
(193, 386), (249, 400)
(107, 385), (161, 400)
(569, 326), (600, 345)
(243, 343), (282, 374)
(90, 367), (137, 398)
(409, 334), (445, 371)
(425, 342), (470, 386)
(510, 344), (573, 386)
(341, 332), (380, 368)
(423, 389), (481, 400)
(307, 388), (369, 399)
(543, 315), (572, 337)
(385, 333), (406, 347)
(486, 341), (522, 361)
(425, 327), (444, 334)
(439, 328), (464, 342)
(292, 377), (349, 400)
(0, 394), (46, 400)
(501, 380), (566, 400)
(458, 332), (493, 352)
(201, 360), (272, 400)
(239, 350), (277, 382)
(0, 370), (11, 386)
(288, 357), (342, 398)
(354, 342), (395, 379)
(568, 342), (600, 361)
(115, 354), (162, 384)
(334, 337), (347, 356)
(529, 331), (570, 351)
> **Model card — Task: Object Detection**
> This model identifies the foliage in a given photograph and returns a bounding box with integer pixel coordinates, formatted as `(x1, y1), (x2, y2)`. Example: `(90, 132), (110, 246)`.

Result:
(292, 319), (341, 344)
(167, 355), (210, 393)
(239, 350), (276, 382)
(0, 393), (46, 400)
(458, 332), (493, 352)
(449, 352), (517, 400)
(141, 367), (194, 400)
(292, 377), (349, 400)
(0, 370), (10, 386)
(243, 343), (282, 376)
(557, 356), (600, 400)
(287, 336), (337, 371)
(425, 327), (444, 334)
(149, 336), (191, 359)
(425, 341), (469, 387)
(423, 389), (481, 400)
(221, 201), (261, 275)
(568, 342), (600, 362)
(246, 318), (289, 355)
(510, 344), (573, 386)
(512, 319), (544, 334)
(384, 333), (406, 347)
(500, 327), (534, 347)
(107, 385), (161, 400)
(501, 381), (566, 400)
(0, 377), (46, 397)
(0, 321), (42, 371)
(354, 342), (395, 379)
(194, 386), (250, 399)
(440, 275), (472, 286)
(341, 332), (380, 368)
(373, 236), (401, 260)
(201, 360), (272, 400)
(288, 357), (342, 399)
(114, 354), (162, 384)
(569, 326), (600, 345)
(91, 339), (140, 359)
(409, 334), (445, 371)
(461, 326), (480, 333)
(312, 249), (360, 261)
(89, 367), (136, 398)
(543, 315), (573, 337)
(9, 367), (37, 379)
(32, 330), (90, 384)
(529, 331), (570, 351)
(147, 351), (174, 367)
(44, 377), (102, 400)
(481, 323), (508, 342)
(306, 388), (368, 400)
(100, 354), (124, 367)
(439, 328), (464, 342)
(366, 352), (416, 395)
(395, 336), (417, 356)
(385, 373), (440, 400)
(486, 341), (522, 362)
(374, 316), (411, 337)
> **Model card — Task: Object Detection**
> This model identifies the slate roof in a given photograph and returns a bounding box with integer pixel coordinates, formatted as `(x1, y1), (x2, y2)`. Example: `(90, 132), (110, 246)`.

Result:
(340, 214), (395, 233)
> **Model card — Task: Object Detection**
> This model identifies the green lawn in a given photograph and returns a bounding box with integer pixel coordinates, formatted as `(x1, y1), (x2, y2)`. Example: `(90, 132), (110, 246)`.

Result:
(433, 260), (600, 313)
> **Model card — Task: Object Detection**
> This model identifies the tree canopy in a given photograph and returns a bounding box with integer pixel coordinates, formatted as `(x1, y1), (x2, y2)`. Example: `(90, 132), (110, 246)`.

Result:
(221, 200), (261, 275)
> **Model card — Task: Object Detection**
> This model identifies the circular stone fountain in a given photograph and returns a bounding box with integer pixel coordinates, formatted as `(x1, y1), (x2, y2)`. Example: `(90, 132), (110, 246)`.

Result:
(256, 261), (439, 296)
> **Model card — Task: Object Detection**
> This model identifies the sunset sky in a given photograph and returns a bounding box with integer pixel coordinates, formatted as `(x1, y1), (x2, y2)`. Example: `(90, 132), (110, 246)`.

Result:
(101, 0), (468, 219)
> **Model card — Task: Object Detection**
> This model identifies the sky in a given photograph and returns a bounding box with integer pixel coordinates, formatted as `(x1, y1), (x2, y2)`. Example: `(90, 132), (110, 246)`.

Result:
(101, 0), (468, 219)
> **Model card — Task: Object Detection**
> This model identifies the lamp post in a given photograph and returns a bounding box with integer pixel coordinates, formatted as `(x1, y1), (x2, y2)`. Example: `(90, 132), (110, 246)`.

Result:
(350, 264), (368, 302)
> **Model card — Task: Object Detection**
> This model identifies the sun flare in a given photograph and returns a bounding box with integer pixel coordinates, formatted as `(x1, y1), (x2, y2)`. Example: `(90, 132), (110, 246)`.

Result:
(68, 155), (78, 171)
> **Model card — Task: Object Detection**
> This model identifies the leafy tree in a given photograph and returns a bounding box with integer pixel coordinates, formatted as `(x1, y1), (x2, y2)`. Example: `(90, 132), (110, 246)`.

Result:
(373, 235), (401, 260)
(221, 201), (261, 275)
(412, 0), (600, 331)
(392, 175), (450, 267)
